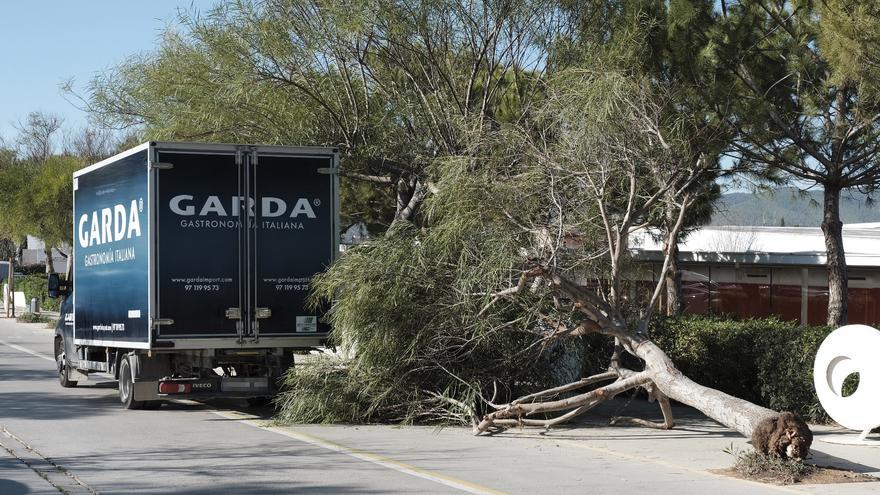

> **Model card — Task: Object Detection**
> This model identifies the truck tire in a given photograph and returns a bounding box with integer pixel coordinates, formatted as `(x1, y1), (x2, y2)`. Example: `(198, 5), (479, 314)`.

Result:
(55, 337), (77, 388)
(119, 356), (143, 410)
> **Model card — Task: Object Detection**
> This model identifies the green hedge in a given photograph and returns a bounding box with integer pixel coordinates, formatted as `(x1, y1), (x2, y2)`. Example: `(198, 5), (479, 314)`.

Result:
(13, 273), (61, 312)
(650, 316), (833, 423)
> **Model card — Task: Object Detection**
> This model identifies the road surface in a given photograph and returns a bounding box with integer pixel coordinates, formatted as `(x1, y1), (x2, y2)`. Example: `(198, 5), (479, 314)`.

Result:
(1, 317), (877, 494)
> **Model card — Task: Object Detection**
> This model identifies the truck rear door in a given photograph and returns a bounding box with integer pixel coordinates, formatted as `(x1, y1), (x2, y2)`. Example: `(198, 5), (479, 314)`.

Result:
(250, 149), (336, 338)
(153, 144), (337, 343)
(153, 148), (242, 339)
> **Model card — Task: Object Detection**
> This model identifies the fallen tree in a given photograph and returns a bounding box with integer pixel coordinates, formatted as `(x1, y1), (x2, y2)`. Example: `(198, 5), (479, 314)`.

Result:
(467, 68), (813, 458)
(283, 59), (814, 460)
(471, 267), (813, 459)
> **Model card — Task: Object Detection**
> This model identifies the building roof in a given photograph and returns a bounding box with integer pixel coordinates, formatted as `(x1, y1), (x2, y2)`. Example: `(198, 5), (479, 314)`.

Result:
(631, 224), (880, 267)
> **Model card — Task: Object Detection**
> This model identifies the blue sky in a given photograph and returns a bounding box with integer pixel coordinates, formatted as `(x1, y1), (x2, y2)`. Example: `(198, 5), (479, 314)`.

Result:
(0, 1), (216, 144)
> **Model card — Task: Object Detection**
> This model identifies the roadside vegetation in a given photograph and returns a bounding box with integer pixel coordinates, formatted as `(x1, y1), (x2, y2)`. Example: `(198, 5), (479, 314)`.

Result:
(0, 115), (136, 278)
(15, 312), (52, 324)
(651, 316), (842, 424)
(14, 273), (61, 312)
(724, 445), (816, 485)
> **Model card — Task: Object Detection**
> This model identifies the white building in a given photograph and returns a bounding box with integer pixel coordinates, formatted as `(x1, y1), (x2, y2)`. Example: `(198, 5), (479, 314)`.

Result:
(20, 235), (68, 270)
(632, 224), (880, 325)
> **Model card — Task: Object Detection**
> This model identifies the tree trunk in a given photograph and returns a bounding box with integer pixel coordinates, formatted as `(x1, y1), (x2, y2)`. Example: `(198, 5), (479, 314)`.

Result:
(392, 177), (425, 226)
(64, 250), (73, 280)
(476, 270), (813, 458)
(8, 257), (14, 318)
(44, 246), (55, 274)
(663, 233), (683, 316)
(821, 186), (847, 327)
(627, 334), (774, 437)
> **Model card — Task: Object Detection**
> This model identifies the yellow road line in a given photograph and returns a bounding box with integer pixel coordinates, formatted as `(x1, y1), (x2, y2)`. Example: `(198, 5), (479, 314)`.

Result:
(211, 410), (508, 495)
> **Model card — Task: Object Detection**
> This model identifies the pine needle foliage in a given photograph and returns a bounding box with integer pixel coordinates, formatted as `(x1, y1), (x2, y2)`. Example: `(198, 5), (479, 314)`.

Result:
(276, 52), (711, 424)
(276, 149), (585, 424)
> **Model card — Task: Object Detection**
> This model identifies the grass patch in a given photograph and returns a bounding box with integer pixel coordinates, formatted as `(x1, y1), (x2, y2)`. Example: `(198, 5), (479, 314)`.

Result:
(16, 312), (51, 324)
(717, 445), (878, 485)
(727, 448), (815, 485)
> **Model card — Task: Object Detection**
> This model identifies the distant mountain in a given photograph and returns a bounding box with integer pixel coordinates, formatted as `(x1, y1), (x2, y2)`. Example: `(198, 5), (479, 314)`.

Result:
(711, 188), (879, 227)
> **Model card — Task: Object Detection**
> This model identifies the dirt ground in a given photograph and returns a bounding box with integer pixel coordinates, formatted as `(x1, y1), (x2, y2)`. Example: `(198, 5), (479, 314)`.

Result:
(713, 465), (879, 486)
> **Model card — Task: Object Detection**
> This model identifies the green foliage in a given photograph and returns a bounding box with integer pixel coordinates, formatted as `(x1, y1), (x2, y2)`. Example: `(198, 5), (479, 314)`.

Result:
(651, 316), (833, 423)
(0, 237), (14, 261)
(276, 13), (730, 425)
(275, 142), (594, 423)
(14, 274), (61, 312)
(86, 0), (553, 231)
(724, 445), (815, 485)
(0, 156), (33, 242)
(16, 312), (51, 324)
(0, 150), (84, 253)
(819, 1), (880, 103)
(30, 156), (83, 248)
(276, 213), (580, 423)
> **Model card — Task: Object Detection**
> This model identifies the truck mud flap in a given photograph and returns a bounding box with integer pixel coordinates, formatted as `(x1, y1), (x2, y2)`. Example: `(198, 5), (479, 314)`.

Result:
(133, 380), (160, 401)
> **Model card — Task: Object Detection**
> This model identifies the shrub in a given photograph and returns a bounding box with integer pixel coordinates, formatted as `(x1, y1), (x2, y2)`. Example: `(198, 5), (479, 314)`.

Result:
(723, 445), (815, 485)
(13, 273), (61, 312)
(274, 218), (580, 426)
(16, 312), (51, 324)
(650, 315), (833, 423)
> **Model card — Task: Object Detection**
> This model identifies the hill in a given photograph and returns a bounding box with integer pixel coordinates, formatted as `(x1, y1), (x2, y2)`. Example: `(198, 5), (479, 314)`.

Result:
(711, 188), (878, 227)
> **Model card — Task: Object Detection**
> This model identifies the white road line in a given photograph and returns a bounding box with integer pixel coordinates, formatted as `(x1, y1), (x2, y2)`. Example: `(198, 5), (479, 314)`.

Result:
(211, 410), (508, 495)
(0, 339), (54, 362)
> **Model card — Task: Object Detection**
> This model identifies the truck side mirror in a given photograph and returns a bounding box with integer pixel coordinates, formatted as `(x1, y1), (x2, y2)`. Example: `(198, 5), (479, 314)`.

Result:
(47, 273), (69, 299)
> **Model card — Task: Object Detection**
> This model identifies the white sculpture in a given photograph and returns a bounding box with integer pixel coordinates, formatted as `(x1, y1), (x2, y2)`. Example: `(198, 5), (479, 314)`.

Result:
(813, 324), (880, 443)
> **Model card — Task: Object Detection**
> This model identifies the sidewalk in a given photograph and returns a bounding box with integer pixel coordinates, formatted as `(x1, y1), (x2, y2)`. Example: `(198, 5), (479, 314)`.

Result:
(0, 442), (64, 495)
(274, 399), (880, 495)
(1, 306), (59, 321)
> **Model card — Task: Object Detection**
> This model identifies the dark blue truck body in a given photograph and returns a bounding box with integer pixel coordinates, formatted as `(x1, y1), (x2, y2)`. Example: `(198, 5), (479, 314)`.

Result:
(55, 142), (339, 406)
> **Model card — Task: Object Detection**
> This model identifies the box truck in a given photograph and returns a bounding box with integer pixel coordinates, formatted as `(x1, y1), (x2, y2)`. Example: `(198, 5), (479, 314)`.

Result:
(48, 142), (338, 408)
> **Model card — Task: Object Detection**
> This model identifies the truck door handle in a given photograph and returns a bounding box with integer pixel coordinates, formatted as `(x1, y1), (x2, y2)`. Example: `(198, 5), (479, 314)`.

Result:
(225, 308), (242, 319)
(255, 307), (271, 319)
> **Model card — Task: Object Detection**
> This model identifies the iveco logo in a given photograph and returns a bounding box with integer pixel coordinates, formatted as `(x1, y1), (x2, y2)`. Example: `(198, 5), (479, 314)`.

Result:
(192, 383), (214, 389)
(169, 195), (317, 219)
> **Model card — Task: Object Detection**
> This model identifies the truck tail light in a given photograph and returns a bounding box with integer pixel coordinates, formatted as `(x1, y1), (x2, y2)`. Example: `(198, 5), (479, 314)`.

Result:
(159, 382), (192, 394)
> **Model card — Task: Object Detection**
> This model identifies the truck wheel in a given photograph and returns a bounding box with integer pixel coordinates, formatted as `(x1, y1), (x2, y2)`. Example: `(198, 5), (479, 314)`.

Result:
(119, 356), (143, 410)
(55, 337), (77, 388)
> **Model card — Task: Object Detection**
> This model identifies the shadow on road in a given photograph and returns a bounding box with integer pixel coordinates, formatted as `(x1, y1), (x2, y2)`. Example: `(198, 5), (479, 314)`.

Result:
(0, 479), (31, 495)
(0, 367), (57, 382)
(809, 448), (880, 474)
(51, 441), (417, 494)
(0, 390), (121, 420)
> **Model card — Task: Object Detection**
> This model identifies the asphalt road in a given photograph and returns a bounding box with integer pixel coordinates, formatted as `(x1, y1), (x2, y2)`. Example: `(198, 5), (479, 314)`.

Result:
(1, 317), (877, 495)
(0, 317), (481, 494)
